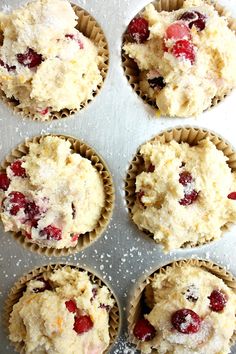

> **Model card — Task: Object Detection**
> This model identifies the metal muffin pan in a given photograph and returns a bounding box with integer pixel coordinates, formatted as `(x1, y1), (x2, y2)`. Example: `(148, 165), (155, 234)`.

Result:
(0, 0), (236, 353)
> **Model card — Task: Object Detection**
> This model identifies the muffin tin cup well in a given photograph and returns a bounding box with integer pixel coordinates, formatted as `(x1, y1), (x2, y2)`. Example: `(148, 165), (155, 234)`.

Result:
(125, 126), (236, 249)
(122, 0), (236, 114)
(4, 264), (121, 354)
(128, 258), (236, 352)
(0, 3), (109, 121)
(0, 134), (114, 256)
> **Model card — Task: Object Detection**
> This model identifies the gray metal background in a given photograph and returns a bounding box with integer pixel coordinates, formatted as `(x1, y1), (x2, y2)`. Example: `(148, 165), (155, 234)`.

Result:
(0, 0), (235, 353)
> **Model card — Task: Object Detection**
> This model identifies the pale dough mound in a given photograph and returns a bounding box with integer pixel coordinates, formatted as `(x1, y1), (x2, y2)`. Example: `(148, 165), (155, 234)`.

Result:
(132, 138), (236, 252)
(9, 267), (114, 354)
(123, 0), (236, 117)
(0, 0), (103, 120)
(0, 136), (105, 249)
(139, 265), (236, 354)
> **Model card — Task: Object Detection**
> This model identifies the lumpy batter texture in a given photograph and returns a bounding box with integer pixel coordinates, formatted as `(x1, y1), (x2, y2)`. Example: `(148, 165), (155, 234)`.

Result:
(9, 267), (114, 354)
(0, 136), (105, 249)
(132, 138), (236, 252)
(134, 265), (236, 354)
(123, 0), (236, 117)
(0, 0), (103, 120)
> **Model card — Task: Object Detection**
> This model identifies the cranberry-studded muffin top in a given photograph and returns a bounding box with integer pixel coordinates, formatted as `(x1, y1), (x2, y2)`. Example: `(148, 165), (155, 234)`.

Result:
(133, 264), (236, 354)
(9, 267), (114, 354)
(132, 138), (236, 252)
(123, 0), (236, 117)
(0, 0), (103, 120)
(0, 136), (105, 249)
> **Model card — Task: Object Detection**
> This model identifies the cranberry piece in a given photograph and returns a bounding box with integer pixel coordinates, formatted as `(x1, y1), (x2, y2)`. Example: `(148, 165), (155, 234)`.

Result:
(10, 160), (26, 177)
(179, 190), (198, 206)
(71, 233), (79, 242)
(24, 201), (40, 227)
(73, 315), (93, 334)
(228, 192), (236, 200)
(17, 48), (43, 68)
(128, 17), (150, 43)
(40, 225), (62, 241)
(171, 39), (195, 64)
(179, 171), (193, 186)
(166, 22), (191, 40)
(38, 107), (49, 116)
(6, 191), (27, 215)
(148, 77), (166, 90)
(0, 58), (16, 72)
(65, 34), (84, 49)
(179, 11), (206, 31)
(0, 173), (10, 191)
(147, 164), (155, 172)
(171, 309), (201, 334)
(23, 231), (32, 239)
(133, 318), (156, 341)
(209, 290), (227, 312)
(33, 278), (52, 293)
(65, 300), (77, 313)
(90, 287), (98, 302)
(99, 303), (111, 311)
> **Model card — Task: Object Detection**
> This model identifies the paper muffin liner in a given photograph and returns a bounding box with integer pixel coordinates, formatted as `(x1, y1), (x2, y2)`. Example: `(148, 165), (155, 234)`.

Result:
(0, 134), (114, 256)
(125, 126), (236, 248)
(4, 264), (121, 354)
(128, 259), (236, 352)
(0, 3), (109, 121)
(122, 0), (236, 113)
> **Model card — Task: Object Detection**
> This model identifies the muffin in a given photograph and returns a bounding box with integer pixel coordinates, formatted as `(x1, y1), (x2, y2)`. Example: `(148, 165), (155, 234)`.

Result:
(126, 131), (236, 252)
(129, 260), (236, 354)
(0, 135), (113, 255)
(0, 0), (108, 120)
(122, 0), (236, 117)
(7, 265), (120, 354)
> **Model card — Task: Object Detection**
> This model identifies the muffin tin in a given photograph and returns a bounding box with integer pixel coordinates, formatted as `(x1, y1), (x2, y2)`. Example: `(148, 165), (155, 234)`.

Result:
(0, 0), (236, 353)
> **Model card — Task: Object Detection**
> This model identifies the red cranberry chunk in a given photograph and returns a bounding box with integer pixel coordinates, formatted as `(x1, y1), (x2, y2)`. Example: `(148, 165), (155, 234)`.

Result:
(65, 300), (77, 313)
(209, 290), (227, 312)
(137, 190), (145, 205)
(0, 59), (16, 72)
(73, 315), (93, 334)
(171, 40), (195, 64)
(0, 173), (10, 191)
(179, 190), (198, 206)
(147, 164), (155, 173)
(148, 77), (166, 90)
(128, 17), (150, 43)
(179, 11), (206, 31)
(228, 192), (236, 200)
(133, 318), (156, 341)
(71, 233), (79, 242)
(6, 191), (27, 215)
(24, 201), (40, 227)
(17, 48), (43, 68)
(166, 22), (191, 40)
(10, 160), (26, 177)
(33, 278), (52, 293)
(179, 171), (193, 186)
(40, 225), (62, 241)
(171, 309), (201, 334)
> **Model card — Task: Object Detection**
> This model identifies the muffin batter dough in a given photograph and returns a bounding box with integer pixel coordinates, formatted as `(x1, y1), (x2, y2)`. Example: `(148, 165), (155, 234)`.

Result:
(132, 138), (236, 251)
(0, 0), (103, 120)
(0, 136), (105, 249)
(123, 0), (236, 117)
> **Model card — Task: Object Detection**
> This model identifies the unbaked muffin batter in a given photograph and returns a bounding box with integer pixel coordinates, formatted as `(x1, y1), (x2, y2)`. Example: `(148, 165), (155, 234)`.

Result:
(133, 265), (236, 354)
(123, 0), (236, 117)
(0, 0), (103, 119)
(132, 138), (236, 251)
(9, 267), (114, 354)
(0, 136), (105, 249)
